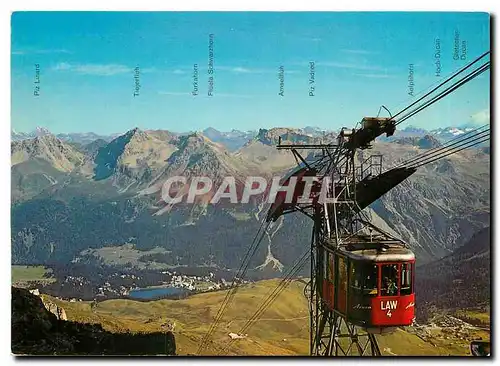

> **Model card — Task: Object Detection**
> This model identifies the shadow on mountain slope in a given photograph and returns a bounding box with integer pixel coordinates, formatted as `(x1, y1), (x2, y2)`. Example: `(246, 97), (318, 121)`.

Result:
(415, 227), (490, 322)
(11, 287), (176, 356)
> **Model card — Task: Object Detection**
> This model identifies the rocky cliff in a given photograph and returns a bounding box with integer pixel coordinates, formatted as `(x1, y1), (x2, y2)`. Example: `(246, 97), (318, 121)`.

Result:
(11, 287), (176, 355)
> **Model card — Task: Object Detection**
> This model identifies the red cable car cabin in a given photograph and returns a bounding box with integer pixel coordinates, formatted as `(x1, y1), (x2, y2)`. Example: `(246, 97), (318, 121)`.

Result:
(321, 238), (415, 333)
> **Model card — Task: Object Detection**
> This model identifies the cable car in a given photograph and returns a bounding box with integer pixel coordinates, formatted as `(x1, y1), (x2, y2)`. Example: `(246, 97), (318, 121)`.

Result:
(321, 237), (415, 333)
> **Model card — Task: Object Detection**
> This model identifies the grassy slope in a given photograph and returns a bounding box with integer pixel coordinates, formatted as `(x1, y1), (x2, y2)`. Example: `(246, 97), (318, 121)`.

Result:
(43, 279), (485, 356)
(12, 265), (55, 286)
(454, 309), (490, 327)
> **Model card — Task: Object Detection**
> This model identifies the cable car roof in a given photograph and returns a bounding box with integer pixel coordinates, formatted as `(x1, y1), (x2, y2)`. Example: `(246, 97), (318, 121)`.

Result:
(338, 242), (415, 262)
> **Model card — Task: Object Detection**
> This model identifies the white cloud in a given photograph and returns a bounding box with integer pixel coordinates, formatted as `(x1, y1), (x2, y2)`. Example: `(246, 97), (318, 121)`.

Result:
(217, 66), (254, 73)
(316, 61), (384, 71)
(217, 66), (299, 75)
(158, 91), (191, 96)
(471, 108), (490, 125)
(231, 67), (252, 73)
(159, 65), (300, 76)
(73, 64), (131, 76)
(38, 49), (71, 54)
(52, 62), (72, 71)
(51, 62), (132, 76)
(158, 91), (252, 98)
(12, 49), (71, 55)
(353, 73), (394, 79)
(141, 67), (158, 74)
(213, 93), (253, 98)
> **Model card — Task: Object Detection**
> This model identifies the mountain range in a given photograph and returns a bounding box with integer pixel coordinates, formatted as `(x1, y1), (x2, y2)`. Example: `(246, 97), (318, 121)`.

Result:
(11, 127), (121, 145)
(11, 124), (490, 273)
(12, 123), (486, 151)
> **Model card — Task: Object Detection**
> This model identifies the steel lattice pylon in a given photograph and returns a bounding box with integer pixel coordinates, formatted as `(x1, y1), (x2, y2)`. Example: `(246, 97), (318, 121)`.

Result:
(311, 307), (382, 356)
(273, 123), (401, 357)
(311, 145), (381, 356)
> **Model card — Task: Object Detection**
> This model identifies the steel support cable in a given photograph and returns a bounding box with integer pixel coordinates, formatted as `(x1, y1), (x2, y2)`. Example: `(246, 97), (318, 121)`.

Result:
(388, 51), (490, 123)
(409, 136), (490, 169)
(409, 137), (490, 169)
(218, 253), (310, 356)
(198, 224), (269, 354)
(218, 250), (310, 355)
(235, 251), (309, 331)
(225, 50), (489, 357)
(382, 51), (490, 121)
(391, 63), (489, 136)
(198, 221), (269, 352)
(394, 62), (490, 127)
(393, 124), (489, 169)
(205, 53), (488, 353)
(398, 134), (489, 170)
(393, 128), (490, 169)
(405, 131), (489, 167)
(399, 62), (490, 127)
(197, 218), (271, 354)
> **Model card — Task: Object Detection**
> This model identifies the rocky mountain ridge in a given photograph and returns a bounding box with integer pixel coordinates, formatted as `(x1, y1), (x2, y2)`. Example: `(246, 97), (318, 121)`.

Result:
(10, 125), (490, 271)
(13, 123), (486, 146)
(12, 127), (120, 144)
(11, 287), (176, 355)
(11, 134), (85, 172)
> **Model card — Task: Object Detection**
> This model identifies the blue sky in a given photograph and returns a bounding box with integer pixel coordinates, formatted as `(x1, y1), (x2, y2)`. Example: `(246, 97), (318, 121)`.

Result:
(11, 12), (490, 134)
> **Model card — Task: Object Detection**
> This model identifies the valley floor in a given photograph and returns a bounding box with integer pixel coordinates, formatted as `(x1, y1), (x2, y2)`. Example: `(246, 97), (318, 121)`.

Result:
(37, 279), (489, 356)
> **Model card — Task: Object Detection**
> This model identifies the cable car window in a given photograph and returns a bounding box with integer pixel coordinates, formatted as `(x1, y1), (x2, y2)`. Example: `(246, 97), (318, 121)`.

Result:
(400, 262), (412, 295)
(350, 262), (362, 290)
(364, 264), (378, 296)
(350, 263), (378, 296)
(381, 264), (399, 296)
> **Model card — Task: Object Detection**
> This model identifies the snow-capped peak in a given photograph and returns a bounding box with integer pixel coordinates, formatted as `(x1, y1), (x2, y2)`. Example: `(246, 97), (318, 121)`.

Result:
(35, 126), (51, 135)
(449, 127), (465, 136)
